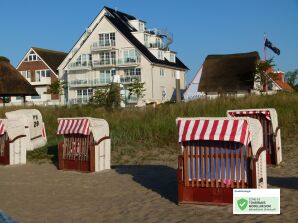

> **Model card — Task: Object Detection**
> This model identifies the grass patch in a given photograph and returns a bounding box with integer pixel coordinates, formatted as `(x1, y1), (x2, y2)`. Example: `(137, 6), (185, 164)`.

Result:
(1, 92), (297, 164)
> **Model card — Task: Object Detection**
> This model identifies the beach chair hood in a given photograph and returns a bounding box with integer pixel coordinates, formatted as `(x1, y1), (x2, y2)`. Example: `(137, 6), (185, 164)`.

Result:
(176, 117), (263, 155)
(0, 119), (25, 141)
(57, 117), (109, 143)
(5, 109), (45, 140)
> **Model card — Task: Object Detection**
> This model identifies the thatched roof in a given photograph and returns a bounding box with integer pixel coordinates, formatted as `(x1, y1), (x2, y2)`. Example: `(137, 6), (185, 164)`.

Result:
(198, 51), (260, 92)
(32, 47), (67, 73)
(0, 57), (38, 96)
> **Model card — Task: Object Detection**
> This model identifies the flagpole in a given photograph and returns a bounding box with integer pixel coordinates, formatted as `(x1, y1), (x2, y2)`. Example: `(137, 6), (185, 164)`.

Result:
(264, 33), (268, 95)
(264, 33), (267, 61)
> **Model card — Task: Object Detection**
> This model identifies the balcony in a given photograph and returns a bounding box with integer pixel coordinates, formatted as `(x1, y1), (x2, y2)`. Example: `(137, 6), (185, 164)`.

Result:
(69, 97), (90, 105)
(120, 75), (141, 84)
(93, 59), (116, 68)
(69, 78), (111, 88)
(118, 57), (141, 67)
(30, 77), (51, 85)
(149, 42), (164, 49)
(91, 40), (116, 51)
(68, 61), (92, 70)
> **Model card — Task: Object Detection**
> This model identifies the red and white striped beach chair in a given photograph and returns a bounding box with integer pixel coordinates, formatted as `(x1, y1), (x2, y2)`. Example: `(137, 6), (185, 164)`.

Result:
(0, 119), (26, 165)
(176, 117), (267, 205)
(227, 108), (281, 165)
(57, 117), (110, 172)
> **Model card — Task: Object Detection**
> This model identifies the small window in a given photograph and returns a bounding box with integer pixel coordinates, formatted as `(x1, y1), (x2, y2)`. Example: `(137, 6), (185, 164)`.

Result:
(77, 90), (82, 96)
(170, 53), (175, 62)
(160, 68), (165, 77)
(158, 51), (164, 60)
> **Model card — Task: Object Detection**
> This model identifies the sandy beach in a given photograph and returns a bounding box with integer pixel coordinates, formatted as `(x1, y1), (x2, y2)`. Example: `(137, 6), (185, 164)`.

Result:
(0, 139), (297, 223)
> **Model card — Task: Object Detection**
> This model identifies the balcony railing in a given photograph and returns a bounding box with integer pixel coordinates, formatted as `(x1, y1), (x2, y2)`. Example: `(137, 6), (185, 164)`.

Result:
(92, 59), (116, 68)
(118, 57), (141, 66)
(68, 61), (92, 70)
(149, 42), (164, 49)
(69, 78), (111, 87)
(120, 75), (141, 84)
(91, 40), (116, 51)
(30, 77), (51, 85)
(69, 97), (90, 105)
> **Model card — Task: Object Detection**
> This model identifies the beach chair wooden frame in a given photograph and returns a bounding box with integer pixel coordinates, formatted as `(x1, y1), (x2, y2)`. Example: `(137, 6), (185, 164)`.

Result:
(227, 109), (282, 165)
(57, 118), (110, 172)
(176, 117), (267, 205)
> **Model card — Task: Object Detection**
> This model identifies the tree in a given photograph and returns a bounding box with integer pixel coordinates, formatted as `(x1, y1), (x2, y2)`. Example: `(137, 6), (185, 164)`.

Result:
(48, 80), (66, 96)
(285, 69), (298, 91)
(127, 79), (145, 102)
(254, 58), (277, 93)
(89, 82), (122, 108)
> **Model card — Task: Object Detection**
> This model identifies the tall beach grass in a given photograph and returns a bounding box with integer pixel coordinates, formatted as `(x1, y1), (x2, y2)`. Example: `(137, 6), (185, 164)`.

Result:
(0, 93), (297, 164)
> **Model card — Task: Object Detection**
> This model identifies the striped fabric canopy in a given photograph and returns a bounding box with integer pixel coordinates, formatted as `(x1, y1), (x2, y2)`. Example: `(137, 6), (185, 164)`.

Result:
(0, 120), (5, 135)
(228, 110), (271, 120)
(57, 118), (91, 135)
(177, 118), (251, 145)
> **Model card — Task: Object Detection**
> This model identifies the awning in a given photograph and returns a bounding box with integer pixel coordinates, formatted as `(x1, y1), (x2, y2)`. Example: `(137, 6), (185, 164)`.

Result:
(227, 110), (271, 120)
(0, 120), (5, 135)
(177, 118), (250, 145)
(57, 117), (109, 142)
(176, 117), (263, 155)
(57, 118), (90, 135)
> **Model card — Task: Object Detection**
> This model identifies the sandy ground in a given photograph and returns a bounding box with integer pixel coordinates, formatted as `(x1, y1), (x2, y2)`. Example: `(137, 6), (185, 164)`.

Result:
(0, 142), (298, 223)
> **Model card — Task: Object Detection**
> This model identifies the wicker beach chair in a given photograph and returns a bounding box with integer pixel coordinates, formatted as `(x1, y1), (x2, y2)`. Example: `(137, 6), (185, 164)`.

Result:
(227, 108), (282, 165)
(176, 117), (267, 205)
(57, 117), (110, 172)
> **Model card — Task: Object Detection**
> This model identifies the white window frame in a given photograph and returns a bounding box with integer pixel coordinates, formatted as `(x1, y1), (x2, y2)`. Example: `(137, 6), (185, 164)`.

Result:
(160, 68), (165, 77)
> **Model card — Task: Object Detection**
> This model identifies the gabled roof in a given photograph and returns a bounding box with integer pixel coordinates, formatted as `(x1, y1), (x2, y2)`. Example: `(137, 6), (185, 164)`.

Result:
(270, 72), (293, 91)
(104, 7), (188, 70)
(198, 51), (260, 92)
(0, 57), (38, 96)
(32, 47), (67, 73)
(61, 6), (188, 70)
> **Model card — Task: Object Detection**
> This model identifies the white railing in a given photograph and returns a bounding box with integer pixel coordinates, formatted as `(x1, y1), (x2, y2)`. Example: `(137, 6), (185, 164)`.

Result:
(92, 59), (116, 68)
(68, 61), (92, 70)
(91, 40), (116, 51)
(118, 57), (141, 66)
(30, 77), (51, 85)
(120, 75), (141, 84)
(69, 78), (111, 87)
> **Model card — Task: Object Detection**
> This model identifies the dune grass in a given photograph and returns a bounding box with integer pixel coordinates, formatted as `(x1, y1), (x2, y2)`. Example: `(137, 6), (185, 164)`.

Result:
(0, 92), (297, 164)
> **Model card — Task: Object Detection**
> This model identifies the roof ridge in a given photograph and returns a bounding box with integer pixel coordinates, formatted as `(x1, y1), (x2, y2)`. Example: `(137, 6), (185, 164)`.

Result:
(32, 47), (67, 54)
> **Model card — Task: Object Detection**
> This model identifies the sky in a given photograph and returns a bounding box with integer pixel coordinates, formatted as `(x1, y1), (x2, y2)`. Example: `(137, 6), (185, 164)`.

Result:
(1, 0), (298, 82)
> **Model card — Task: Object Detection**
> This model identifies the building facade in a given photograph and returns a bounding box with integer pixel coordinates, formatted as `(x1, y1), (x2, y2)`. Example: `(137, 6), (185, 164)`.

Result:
(58, 6), (188, 105)
(11, 47), (67, 105)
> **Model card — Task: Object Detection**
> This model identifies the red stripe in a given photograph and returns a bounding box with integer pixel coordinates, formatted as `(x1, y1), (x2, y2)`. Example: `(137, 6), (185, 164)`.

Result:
(67, 120), (75, 134)
(219, 120), (229, 141)
(190, 120), (200, 141)
(239, 121), (248, 144)
(209, 120), (219, 140)
(182, 120), (190, 142)
(199, 120), (209, 140)
(0, 122), (4, 135)
(81, 119), (89, 135)
(58, 120), (64, 134)
(229, 120), (239, 142)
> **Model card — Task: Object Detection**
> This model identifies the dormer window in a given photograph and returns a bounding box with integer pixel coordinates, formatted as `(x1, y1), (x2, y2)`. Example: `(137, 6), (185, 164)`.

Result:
(170, 53), (176, 63)
(158, 50), (164, 60)
(25, 51), (40, 62)
(139, 22), (144, 31)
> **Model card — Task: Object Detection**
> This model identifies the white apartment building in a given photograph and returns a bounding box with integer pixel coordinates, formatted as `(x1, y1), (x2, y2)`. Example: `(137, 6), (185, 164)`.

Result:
(58, 6), (188, 105)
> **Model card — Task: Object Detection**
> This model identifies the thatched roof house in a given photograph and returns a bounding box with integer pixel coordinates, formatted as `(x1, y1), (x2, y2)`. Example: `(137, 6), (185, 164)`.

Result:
(0, 56), (38, 98)
(198, 51), (260, 94)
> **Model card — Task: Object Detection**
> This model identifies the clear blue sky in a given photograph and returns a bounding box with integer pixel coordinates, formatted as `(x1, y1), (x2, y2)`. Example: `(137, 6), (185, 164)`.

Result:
(1, 0), (297, 82)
